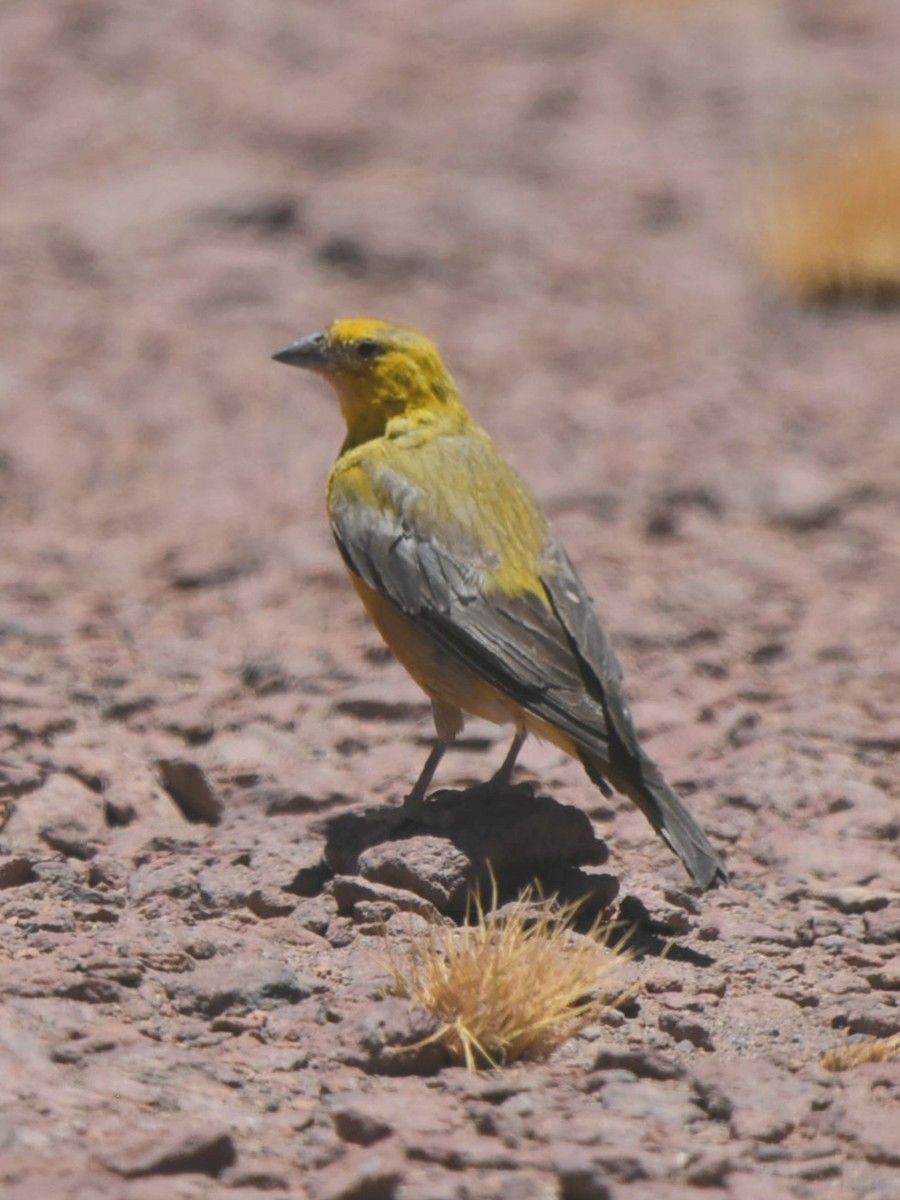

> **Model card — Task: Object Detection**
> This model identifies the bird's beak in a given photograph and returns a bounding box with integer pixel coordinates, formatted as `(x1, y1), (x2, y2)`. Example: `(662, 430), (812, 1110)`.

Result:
(272, 332), (330, 371)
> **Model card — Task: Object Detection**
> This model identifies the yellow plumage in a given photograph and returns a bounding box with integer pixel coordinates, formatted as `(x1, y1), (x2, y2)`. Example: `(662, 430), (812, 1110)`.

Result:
(273, 319), (727, 888)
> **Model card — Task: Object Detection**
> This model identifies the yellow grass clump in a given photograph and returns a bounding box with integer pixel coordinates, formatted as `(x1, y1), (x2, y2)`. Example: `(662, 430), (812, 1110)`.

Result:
(759, 121), (900, 302)
(820, 1032), (900, 1073)
(382, 881), (635, 1071)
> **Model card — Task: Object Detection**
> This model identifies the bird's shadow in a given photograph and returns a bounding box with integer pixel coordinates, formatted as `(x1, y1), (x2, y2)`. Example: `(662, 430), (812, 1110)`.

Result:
(317, 781), (618, 912)
(316, 784), (721, 971)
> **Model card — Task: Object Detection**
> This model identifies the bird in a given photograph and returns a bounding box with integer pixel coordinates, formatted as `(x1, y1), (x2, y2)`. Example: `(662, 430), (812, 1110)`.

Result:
(273, 318), (728, 888)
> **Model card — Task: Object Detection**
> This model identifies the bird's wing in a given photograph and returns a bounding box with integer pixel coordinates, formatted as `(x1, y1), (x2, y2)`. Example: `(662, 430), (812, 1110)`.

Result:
(329, 470), (638, 765)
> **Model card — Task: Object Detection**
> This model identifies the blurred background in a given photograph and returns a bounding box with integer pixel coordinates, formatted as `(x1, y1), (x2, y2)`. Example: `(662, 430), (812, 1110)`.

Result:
(3, 6), (900, 1185)
(1, 0), (898, 791)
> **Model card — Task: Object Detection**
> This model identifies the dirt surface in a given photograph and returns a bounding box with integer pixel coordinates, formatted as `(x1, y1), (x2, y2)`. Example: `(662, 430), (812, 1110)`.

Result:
(1, 2), (899, 1197)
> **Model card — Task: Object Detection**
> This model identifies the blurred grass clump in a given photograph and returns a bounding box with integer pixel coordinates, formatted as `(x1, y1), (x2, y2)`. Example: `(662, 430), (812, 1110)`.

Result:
(821, 1032), (900, 1073)
(760, 120), (900, 304)
(382, 880), (635, 1071)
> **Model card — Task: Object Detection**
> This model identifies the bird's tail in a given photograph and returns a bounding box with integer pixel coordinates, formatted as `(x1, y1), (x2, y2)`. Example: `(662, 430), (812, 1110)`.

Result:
(580, 749), (728, 890)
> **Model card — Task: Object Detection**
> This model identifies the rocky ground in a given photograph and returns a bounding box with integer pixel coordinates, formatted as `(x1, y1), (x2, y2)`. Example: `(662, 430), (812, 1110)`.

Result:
(1, 1), (898, 1197)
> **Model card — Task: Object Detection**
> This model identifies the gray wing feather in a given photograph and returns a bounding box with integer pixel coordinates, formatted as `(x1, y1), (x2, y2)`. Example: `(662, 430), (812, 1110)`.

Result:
(330, 490), (623, 758)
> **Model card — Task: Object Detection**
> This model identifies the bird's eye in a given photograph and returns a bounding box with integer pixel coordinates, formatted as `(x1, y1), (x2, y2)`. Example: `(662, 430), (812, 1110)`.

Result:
(355, 339), (383, 360)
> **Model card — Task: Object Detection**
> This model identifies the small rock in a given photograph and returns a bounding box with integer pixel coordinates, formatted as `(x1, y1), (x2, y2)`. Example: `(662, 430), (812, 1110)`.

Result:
(866, 965), (900, 991)
(684, 1151), (733, 1186)
(853, 1107), (900, 1166)
(161, 698), (215, 745)
(0, 760), (45, 797)
(658, 1012), (714, 1052)
(247, 884), (297, 918)
(307, 1147), (405, 1200)
(358, 837), (472, 911)
(334, 681), (430, 722)
(164, 547), (259, 590)
(497, 1170), (560, 1200)
(691, 1059), (822, 1143)
(840, 1000), (900, 1039)
(863, 906), (900, 945)
(348, 998), (445, 1076)
(128, 860), (199, 905)
(3, 773), (103, 853)
(40, 819), (99, 860)
(294, 893), (338, 936)
(551, 1146), (612, 1200)
(0, 854), (33, 888)
(103, 796), (136, 827)
(251, 838), (329, 896)
(762, 464), (842, 531)
(404, 1132), (521, 1170)
(60, 977), (124, 1005)
(220, 1158), (291, 1190)
(330, 1097), (394, 1146)
(592, 1045), (684, 1081)
(162, 955), (316, 1017)
(204, 194), (301, 236)
(813, 886), (896, 914)
(328, 875), (441, 921)
(98, 1123), (236, 1177)
(156, 759), (224, 824)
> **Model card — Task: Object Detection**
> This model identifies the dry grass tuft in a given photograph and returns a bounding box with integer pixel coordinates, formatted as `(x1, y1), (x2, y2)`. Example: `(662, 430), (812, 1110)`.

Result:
(381, 881), (636, 1071)
(759, 121), (900, 302)
(820, 1032), (900, 1073)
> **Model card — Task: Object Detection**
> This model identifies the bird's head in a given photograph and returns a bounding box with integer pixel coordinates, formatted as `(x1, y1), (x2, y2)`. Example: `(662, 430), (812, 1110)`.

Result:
(273, 318), (465, 446)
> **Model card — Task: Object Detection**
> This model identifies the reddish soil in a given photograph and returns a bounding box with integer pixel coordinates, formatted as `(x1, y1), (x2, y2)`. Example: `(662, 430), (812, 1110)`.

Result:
(1, 2), (898, 1198)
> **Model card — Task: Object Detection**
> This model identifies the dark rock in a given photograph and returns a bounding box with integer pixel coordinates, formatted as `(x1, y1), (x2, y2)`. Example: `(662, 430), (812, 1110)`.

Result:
(592, 1045), (685, 1081)
(205, 194), (301, 236)
(0, 761), (45, 798)
(552, 1147), (612, 1200)
(98, 1124), (236, 1177)
(246, 884), (298, 918)
(330, 1097), (394, 1146)
(102, 796), (136, 826)
(658, 1010), (715, 1051)
(156, 758), (224, 824)
(404, 1132), (523, 1170)
(348, 998), (446, 1076)
(3, 773), (103, 853)
(0, 855), (33, 888)
(164, 549), (260, 590)
(334, 685), (430, 722)
(59, 978), (124, 1004)
(684, 1151), (734, 1186)
(40, 819), (99, 860)
(128, 860), (199, 904)
(162, 955), (317, 1017)
(813, 886), (896, 914)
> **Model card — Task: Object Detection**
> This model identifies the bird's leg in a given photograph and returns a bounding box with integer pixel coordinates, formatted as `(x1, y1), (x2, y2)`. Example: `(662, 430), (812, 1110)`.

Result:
(489, 727), (527, 789)
(402, 738), (449, 815)
(401, 699), (463, 816)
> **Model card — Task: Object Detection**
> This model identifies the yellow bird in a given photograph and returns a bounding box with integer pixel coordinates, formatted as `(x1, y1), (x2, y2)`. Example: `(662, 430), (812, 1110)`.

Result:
(273, 319), (727, 888)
